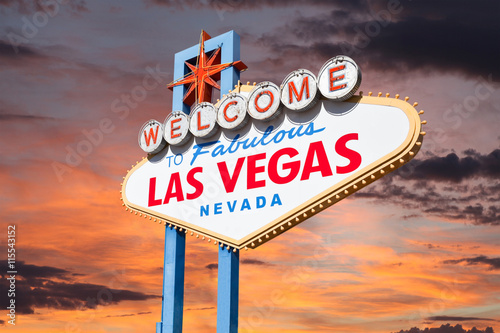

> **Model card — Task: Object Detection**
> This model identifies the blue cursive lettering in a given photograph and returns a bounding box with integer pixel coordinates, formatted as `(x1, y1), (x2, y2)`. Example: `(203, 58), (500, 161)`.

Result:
(190, 122), (325, 165)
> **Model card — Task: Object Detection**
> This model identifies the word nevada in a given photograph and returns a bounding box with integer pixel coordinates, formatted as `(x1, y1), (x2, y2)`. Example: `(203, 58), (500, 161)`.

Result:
(139, 55), (361, 153)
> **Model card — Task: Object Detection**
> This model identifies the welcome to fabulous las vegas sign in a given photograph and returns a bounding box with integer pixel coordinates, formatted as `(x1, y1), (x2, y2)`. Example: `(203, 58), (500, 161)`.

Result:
(120, 30), (426, 250)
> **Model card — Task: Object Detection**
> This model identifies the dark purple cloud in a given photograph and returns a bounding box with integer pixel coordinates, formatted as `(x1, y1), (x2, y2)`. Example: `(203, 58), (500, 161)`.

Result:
(0, 0), (88, 15)
(394, 150), (500, 183)
(336, 11), (500, 78)
(241, 258), (269, 265)
(205, 263), (218, 270)
(394, 324), (494, 333)
(205, 258), (271, 270)
(104, 311), (152, 318)
(0, 112), (57, 121)
(352, 147), (500, 225)
(217, 0), (500, 78)
(355, 181), (500, 225)
(186, 306), (215, 311)
(0, 39), (42, 59)
(443, 256), (500, 270)
(148, 0), (364, 10)
(0, 261), (159, 314)
(428, 316), (497, 323)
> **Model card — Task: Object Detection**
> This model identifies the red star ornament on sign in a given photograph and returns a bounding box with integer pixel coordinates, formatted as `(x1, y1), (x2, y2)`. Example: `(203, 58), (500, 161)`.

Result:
(167, 30), (248, 106)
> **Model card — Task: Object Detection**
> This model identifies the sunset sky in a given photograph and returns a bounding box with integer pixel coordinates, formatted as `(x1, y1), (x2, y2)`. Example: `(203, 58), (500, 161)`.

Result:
(1, 0), (499, 332)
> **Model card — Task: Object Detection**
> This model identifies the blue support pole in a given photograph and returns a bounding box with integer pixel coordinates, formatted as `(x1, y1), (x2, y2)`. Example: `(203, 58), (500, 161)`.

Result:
(161, 30), (243, 333)
(217, 245), (239, 333)
(156, 226), (186, 333)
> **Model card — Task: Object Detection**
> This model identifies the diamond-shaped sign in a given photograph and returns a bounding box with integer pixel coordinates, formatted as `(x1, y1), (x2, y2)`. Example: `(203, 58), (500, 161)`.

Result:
(122, 91), (423, 249)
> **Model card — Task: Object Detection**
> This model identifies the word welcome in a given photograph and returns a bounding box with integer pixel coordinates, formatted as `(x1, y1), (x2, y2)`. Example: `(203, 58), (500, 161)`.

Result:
(138, 55), (361, 153)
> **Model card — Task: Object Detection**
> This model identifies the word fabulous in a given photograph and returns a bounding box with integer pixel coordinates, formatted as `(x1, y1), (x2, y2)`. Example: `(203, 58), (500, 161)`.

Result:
(138, 55), (361, 153)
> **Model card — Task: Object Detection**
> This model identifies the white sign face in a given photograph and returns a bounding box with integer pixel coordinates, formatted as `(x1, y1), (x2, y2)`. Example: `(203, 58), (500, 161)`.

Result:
(123, 94), (422, 249)
(138, 119), (167, 154)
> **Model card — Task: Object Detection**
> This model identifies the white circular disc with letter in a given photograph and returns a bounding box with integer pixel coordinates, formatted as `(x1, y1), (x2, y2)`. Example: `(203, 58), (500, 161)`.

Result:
(317, 55), (362, 101)
(217, 93), (248, 130)
(189, 102), (218, 138)
(280, 69), (319, 112)
(163, 111), (191, 146)
(247, 81), (283, 121)
(138, 119), (167, 154)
